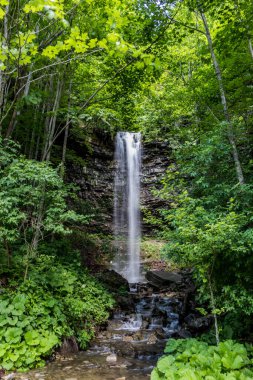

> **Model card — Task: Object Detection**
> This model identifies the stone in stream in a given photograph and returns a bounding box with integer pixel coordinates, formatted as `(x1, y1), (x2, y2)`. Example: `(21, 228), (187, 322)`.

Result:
(147, 333), (158, 345)
(106, 353), (117, 364)
(63, 366), (73, 370)
(2, 375), (15, 380)
(146, 271), (183, 288)
(123, 335), (134, 342)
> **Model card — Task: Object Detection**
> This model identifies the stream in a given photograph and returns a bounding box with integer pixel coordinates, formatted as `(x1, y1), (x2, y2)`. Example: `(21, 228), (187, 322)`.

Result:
(10, 285), (183, 380)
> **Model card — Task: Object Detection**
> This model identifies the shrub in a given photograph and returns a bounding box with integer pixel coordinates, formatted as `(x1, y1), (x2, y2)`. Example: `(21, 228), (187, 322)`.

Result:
(151, 339), (253, 380)
(0, 256), (114, 372)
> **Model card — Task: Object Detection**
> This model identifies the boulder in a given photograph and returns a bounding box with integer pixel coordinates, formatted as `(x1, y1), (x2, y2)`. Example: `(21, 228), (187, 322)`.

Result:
(177, 329), (192, 339)
(95, 269), (129, 293)
(147, 333), (158, 345)
(146, 271), (183, 288)
(106, 353), (117, 364)
(184, 313), (212, 332)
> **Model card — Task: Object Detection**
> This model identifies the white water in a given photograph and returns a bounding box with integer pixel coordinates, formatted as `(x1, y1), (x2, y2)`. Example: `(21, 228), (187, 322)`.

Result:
(113, 132), (141, 283)
(115, 314), (143, 331)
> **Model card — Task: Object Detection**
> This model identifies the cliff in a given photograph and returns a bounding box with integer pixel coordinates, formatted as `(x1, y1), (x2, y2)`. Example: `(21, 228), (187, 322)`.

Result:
(66, 131), (171, 234)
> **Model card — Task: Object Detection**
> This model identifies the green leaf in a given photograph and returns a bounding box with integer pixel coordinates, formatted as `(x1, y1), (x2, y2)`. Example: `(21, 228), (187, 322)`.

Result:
(157, 355), (175, 373)
(24, 330), (40, 346)
(4, 327), (22, 344)
(151, 368), (163, 380)
(9, 352), (19, 362)
(222, 354), (244, 370)
(2, 361), (14, 371)
(0, 345), (7, 357)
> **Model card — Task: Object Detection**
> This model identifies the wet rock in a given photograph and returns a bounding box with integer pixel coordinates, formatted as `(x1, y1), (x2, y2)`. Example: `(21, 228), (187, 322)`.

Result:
(96, 270), (136, 312)
(177, 329), (192, 339)
(141, 320), (149, 329)
(2, 374), (15, 380)
(146, 271), (183, 288)
(155, 328), (166, 339)
(123, 335), (134, 342)
(147, 333), (158, 345)
(106, 354), (117, 364)
(114, 342), (135, 357)
(116, 295), (135, 311)
(102, 269), (129, 289)
(63, 366), (73, 370)
(132, 331), (144, 341)
(184, 313), (212, 332)
(59, 337), (79, 355)
(107, 320), (125, 330)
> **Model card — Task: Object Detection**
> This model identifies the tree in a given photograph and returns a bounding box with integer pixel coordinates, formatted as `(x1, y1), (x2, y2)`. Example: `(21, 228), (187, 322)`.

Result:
(0, 137), (88, 275)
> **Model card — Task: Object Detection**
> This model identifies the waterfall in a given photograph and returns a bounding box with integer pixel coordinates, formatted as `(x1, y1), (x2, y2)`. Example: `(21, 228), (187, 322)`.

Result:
(113, 132), (141, 283)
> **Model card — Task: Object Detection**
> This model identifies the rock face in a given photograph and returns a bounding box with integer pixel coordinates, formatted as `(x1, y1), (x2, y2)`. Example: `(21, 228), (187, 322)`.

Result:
(141, 141), (171, 233)
(67, 131), (114, 233)
(66, 131), (171, 233)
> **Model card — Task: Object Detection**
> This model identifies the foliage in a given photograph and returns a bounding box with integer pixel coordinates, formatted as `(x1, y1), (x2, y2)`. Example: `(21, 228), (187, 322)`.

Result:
(0, 255), (114, 372)
(161, 197), (253, 306)
(141, 239), (166, 262)
(0, 138), (89, 272)
(151, 339), (253, 380)
(140, 239), (177, 270)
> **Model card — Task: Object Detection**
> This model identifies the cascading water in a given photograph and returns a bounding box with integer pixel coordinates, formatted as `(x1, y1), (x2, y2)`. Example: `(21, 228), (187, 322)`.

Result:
(113, 132), (141, 283)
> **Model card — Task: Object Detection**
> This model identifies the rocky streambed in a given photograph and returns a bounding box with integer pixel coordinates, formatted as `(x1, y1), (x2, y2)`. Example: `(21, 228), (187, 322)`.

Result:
(5, 270), (209, 380)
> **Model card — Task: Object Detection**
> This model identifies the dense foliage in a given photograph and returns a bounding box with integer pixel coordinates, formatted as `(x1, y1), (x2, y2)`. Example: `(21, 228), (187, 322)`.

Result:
(0, 255), (114, 371)
(135, 0), (253, 342)
(0, 138), (114, 371)
(1, 0), (253, 375)
(151, 339), (253, 380)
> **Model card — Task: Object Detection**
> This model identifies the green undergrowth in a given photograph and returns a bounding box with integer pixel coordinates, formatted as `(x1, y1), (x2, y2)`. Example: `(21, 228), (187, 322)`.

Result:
(140, 238), (179, 270)
(0, 255), (114, 372)
(141, 239), (166, 261)
(151, 339), (253, 380)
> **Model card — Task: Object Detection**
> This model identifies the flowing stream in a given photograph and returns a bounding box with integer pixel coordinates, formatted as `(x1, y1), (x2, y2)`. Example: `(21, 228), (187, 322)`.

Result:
(13, 287), (182, 380)
(112, 132), (142, 283)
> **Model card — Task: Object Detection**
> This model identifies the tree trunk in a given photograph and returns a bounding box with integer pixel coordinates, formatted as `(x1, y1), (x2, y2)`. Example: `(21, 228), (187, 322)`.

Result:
(200, 12), (245, 185)
(24, 68), (33, 97)
(0, 4), (9, 134)
(208, 276), (220, 345)
(4, 238), (12, 267)
(42, 76), (63, 161)
(249, 39), (253, 60)
(41, 78), (53, 160)
(5, 68), (33, 139)
(5, 108), (18, 139)
(60, 80), (72, 178)
(34, 134), (41, 160)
